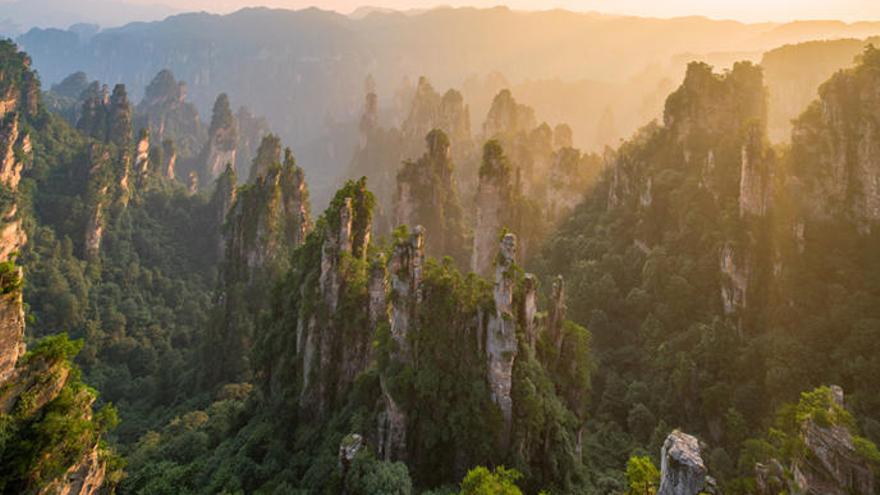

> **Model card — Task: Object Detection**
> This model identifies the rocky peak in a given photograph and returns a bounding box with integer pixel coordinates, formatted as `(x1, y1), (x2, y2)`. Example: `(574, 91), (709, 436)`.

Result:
(136, 69), (203, 159)
(483, 89), (537, 139)
(389, 226), (425, 363)
(225, 148), (310, 278)
(202, 93), (238, 182)
(107, 84), (133, 148)
(402, 76), (441, 141)
(142, 69), (186, 108)
(359, 91), (379, 150)
(248, 134), (282, 183)
(664, 61), (766, 145)
(395, 129), (465, 261)
(212, 163), (237, 242)
(75, 81), (134, 150)
(472, 140), (516, 276)
(486, 232), (519, 445)
(790, 45), (880, 232)
(400, 78), (471, 156)
(547, 275), (567, 353)
(658, 430), (710, 495)
(554, 123), (574, 149)
(300, 179), (374, 414)
(235, 106), (271, 180)
(438, 89), (471, 146)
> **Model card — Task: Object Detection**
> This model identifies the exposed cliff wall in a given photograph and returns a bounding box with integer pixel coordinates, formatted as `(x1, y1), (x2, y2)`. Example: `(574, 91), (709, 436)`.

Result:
(395, 129), (467, 262)
(790, 46), (880, 233)
(296, 179), (373, 415)
(0, 42), (114, 494)
(403, 77), (471, 154)
(753, 386), (877, 495)
(606, 61), (772, 318)
(201, 93), (238, 183)
(472, 140), (516, 276)
(207, 145), (311, 384)
(135, 69), (204, 159)
(486, 233), (519, 445)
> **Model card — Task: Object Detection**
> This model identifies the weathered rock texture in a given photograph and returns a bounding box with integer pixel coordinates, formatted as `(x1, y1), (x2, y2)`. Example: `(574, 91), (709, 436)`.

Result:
(794, 386), (875, 495)
(0, 42), (110, 494)
(790, 47), (880, 233)
(295, 180), (373, 415)
(395, 129), (466, 261)
(201, 93), (238, 182)
(225, 149), (310, 277)
(486, 233), (519, 444)
(608, 61), (772, 319)
(472, 141), (517, 276)
(208, 146), (311, 384)
(135, 69), (204, 158)
(658, 430), (709, 495)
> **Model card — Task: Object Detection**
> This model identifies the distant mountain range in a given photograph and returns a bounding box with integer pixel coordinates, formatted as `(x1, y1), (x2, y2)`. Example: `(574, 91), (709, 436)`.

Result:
(14, 6), (880, 202)
(0, 0), (179, 36)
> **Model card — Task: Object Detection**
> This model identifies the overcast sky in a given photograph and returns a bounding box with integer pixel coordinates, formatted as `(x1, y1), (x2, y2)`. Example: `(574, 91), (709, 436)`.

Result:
(123, 0), (880, 23)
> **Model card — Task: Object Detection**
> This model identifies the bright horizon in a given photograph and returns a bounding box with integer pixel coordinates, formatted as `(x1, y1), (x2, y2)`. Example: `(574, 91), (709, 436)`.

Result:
(124, 0), (880, 23)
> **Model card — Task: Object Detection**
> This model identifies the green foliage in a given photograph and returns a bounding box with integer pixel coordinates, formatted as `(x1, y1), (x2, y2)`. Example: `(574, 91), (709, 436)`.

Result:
(0, 334), (119, 493)
(0, 256), (22, 295)
(459, 466), (523, 495)
(345, 450), (413, 495)
(625, 456), (659, 495)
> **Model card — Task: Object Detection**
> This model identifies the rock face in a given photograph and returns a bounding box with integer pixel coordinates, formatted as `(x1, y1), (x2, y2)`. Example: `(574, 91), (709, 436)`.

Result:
(161, 139), (177, 179)
(0, 42), (31, 381)
(0, 41), (109, 494)
(375, 227), (424, 461)
(201, 93), (238, 182)
(388, 226), (424, 363)
(739, 122), (773, 217)
(136, 69), (204, 158)
(235, 106), (271, 179)
(403, 77), (471, 152)
(134, 128), (151, 177)
(39, 445), (106, 495)
(483, 89), (537, 140)
(395, 129), (466, 261)
(608, 61), (771, 319)
(658, 430), (709, 495)
(719, 243), (749, 316)
(225, 148), (310, 276)
(208, 146), (311, 384)
(83, 145), (113, 259)
(793, 386), (875, 495)
(472, 141), (516, 276)
(77, 83), (133, 148)
(486, 233), (519, 445)
(790, 46), (880, 233)
(298, 180), (372, 414)
(0, 278), (25, 383)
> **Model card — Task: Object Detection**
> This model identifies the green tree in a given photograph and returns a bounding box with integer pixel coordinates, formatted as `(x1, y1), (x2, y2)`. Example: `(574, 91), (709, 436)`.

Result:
(459, 466), (523, 495)
(625, 456), (659, 495)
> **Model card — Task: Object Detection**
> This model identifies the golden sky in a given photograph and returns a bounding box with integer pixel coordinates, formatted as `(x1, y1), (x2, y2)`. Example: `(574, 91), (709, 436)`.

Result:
(133, 0), (880, 22)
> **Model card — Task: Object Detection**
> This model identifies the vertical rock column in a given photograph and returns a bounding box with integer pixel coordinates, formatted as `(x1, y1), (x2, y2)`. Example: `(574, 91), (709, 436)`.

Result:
(658, 430), (709, 495)
(379, 226), (425, 460)
(487, 233), (519, 446)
